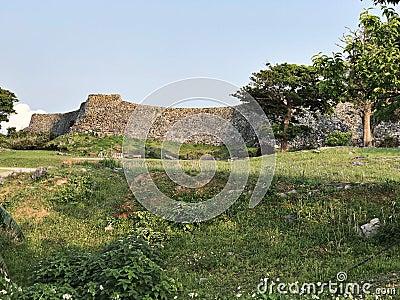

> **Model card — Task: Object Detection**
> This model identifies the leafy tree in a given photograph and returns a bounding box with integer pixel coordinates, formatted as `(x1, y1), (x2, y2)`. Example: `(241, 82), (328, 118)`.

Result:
(313, 7), (400, 147)
(371, 0), (400, 5)
(236, 63), (331, 152)
(0, 87), (18, 129)
(6, 127), (17, 137)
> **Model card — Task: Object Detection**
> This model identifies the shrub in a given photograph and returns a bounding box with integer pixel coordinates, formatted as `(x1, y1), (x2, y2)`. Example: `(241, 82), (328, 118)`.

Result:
(2, 131), (54, 150)
(4, 235), (180, 300)
(323, 131), (353, 147)
(381, 135), (398, 148)
(6, 127), (17, 137)
(99, 158), (122, 169)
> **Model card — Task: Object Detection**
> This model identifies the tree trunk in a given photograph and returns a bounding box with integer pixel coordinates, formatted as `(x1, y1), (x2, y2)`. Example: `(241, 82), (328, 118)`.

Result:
(281, 107), (292, 152)
(363, 101), (373, 147)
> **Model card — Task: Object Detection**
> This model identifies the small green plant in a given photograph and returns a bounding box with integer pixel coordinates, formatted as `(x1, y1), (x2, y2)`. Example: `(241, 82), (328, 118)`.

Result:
(0, 206), (24, 242)
(0, 275), (22, 300)
(381, 135), (398, 148)
(53, 175), (95, 204)
(0, 254), (9, 278)
(323, 131), (353, 146)
(99, 158), (122, 169)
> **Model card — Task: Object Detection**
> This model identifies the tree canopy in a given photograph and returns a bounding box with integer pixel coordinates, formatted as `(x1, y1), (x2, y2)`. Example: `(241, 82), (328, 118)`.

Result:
(236, 63), (331, 152)
(371, 0), (400, 5)
(313, 7), (400, 147)
(0, 87), (18, 128)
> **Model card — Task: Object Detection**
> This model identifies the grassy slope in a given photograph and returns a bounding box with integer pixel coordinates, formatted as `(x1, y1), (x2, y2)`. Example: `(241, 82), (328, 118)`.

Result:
(46, 132), (258, 159)
(46, 133), (124, 156)
(0, 150), (69, 168)
(0, 148), (399, 299)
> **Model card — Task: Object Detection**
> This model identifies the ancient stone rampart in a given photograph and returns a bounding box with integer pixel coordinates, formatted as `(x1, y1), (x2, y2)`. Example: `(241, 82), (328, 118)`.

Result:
(28, 94), (400, 147)
(28, 110), (80, 136)
(69, 94), (138, 135)
(28, 94), (255, 145)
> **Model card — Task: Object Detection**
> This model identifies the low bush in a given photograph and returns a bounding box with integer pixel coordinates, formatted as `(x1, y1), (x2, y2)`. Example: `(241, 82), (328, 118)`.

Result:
(323, 131), (353, 146)
(1, 235), (180, 300)
(0, 131), (54, 150)
(99, 158), (122, 169)
(380, 135), (398, 148)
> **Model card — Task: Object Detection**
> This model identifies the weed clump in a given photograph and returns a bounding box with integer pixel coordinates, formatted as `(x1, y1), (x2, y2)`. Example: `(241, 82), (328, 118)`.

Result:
(1, 235), (180, 300)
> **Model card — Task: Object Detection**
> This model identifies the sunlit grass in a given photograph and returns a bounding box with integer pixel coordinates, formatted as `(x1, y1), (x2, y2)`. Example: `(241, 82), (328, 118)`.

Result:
(0, 147), (399, 299)
(0, 150), (68, 168)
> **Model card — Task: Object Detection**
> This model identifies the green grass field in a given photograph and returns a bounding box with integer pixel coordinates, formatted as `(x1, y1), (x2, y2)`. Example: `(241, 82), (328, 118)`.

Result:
(0, 150), (70, 168)
(0, 147), (400, 299)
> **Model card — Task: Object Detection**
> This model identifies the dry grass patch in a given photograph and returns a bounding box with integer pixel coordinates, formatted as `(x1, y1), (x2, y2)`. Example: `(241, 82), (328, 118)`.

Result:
(13, 199), (50, 222)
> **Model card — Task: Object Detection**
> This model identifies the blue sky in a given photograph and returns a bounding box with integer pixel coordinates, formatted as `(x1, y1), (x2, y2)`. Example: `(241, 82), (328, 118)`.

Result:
(0, 0), (387, 119)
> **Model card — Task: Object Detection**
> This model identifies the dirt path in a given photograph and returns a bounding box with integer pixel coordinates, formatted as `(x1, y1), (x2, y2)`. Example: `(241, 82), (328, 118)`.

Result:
(68, 157), (104, 161)
(0, 167), (37, 177)
(0, 157), (119, 177)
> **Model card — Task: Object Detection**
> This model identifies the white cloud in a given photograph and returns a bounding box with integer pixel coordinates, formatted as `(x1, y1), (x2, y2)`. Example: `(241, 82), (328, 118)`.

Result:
(0, 103), (46, 134)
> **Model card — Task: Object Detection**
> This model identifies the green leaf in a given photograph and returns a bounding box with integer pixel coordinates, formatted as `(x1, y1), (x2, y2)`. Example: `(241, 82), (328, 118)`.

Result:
(0, 205), (24, 242)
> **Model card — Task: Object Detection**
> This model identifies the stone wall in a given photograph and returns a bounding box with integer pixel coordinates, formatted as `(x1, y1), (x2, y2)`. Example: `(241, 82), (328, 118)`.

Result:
(28, 110), (80, 136)
(291, 102), (400, 148)
(136, 106), (253, 146)
(28, 94), (400, 147)
(69, 94), (138, 135)
(28, 94), (255, 145)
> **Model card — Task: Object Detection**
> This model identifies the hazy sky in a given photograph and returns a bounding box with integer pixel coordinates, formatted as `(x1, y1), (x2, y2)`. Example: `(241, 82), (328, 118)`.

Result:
(0, 0), (388, 118)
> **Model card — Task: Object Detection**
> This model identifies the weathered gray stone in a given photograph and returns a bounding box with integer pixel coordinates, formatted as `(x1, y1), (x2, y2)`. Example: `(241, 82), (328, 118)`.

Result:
(199, 278), (208, 284)
(31, 167), (46, 180)
(27, 94), (400, 148)
(356, 218), (381, 237)
(28, 94), (256, 146)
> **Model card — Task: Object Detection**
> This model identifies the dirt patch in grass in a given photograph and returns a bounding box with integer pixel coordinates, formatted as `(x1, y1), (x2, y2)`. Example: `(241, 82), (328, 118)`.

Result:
(111, 194), (141, 219)
(54, 178), (68, 186)
(0, 186), (11, 197)
(14, 199), (50, 222)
